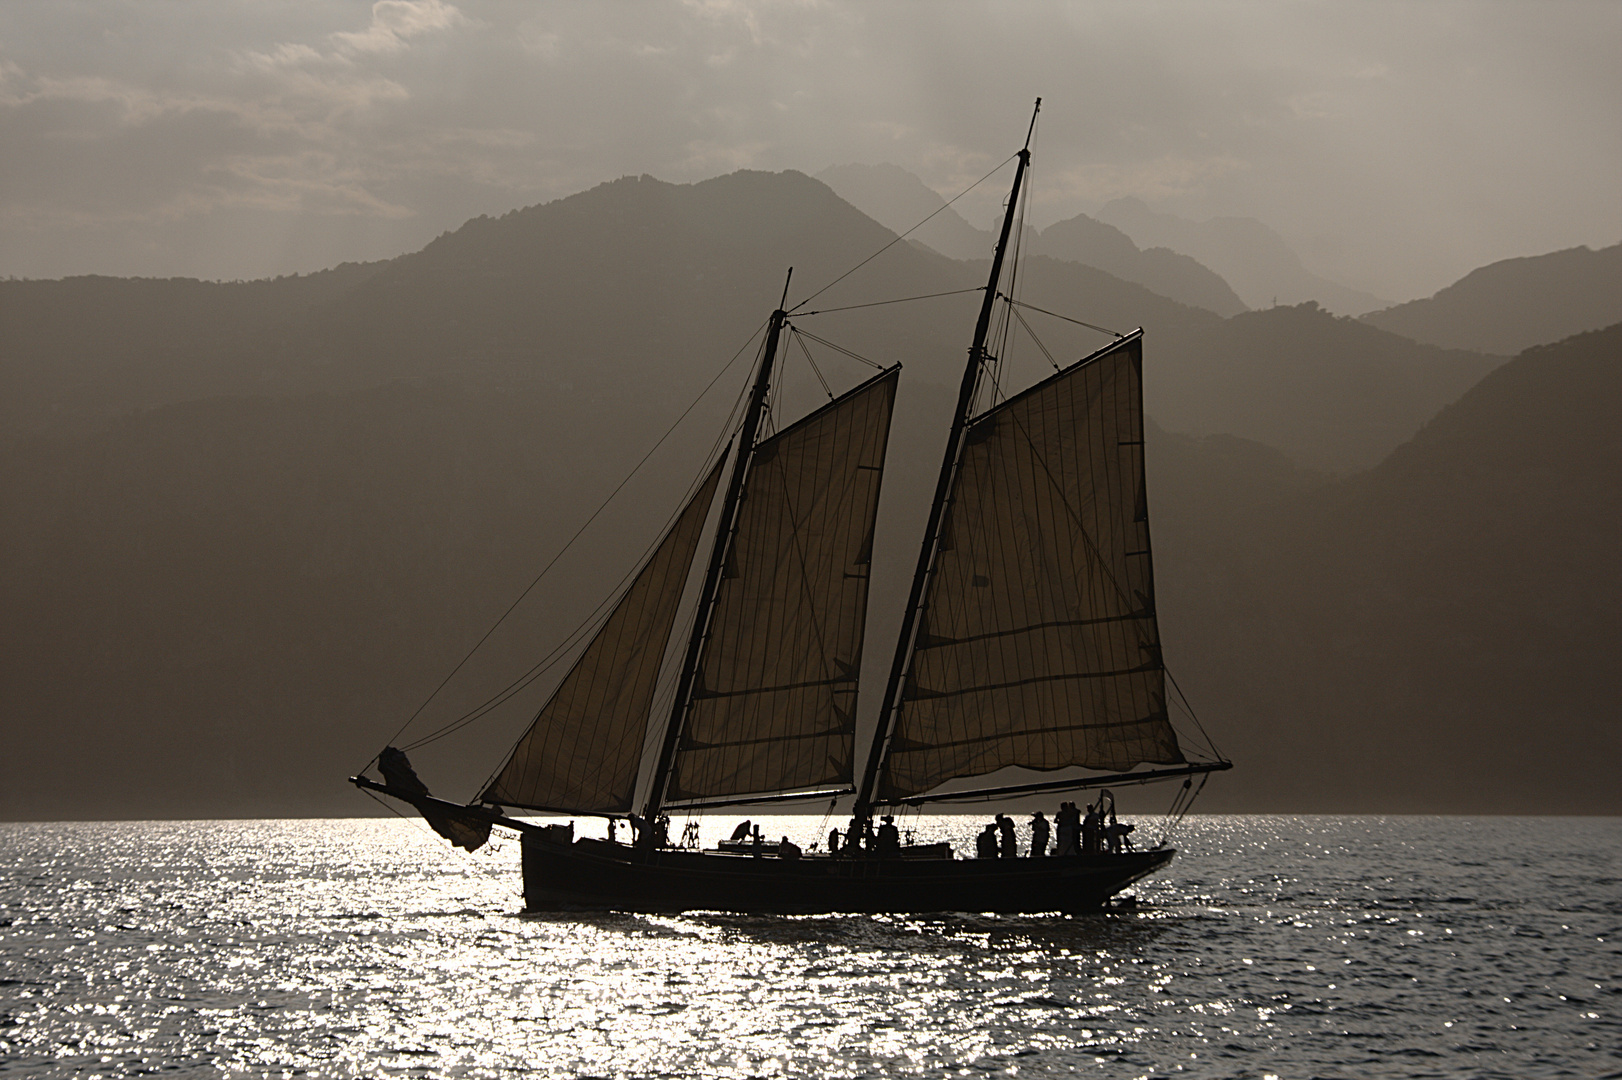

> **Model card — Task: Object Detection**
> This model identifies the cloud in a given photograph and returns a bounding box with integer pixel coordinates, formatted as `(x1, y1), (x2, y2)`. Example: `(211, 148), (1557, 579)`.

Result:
(0, 0), (1615, 293)
(332, 0), (467, 56)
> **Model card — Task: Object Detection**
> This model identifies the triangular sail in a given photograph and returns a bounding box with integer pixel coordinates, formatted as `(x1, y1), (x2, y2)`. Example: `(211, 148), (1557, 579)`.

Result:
(478, 456), (727, 813)
(667, 368), (899, 802)
(876, 335), (1183, 804)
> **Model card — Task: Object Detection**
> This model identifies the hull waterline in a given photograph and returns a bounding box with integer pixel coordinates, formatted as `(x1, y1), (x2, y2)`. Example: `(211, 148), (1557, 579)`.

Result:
(522, 834), (1175, 915)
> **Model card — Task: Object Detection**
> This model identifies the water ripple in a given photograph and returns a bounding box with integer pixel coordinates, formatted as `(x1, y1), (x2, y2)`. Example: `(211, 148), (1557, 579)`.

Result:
(1, 815), (1617, 1077)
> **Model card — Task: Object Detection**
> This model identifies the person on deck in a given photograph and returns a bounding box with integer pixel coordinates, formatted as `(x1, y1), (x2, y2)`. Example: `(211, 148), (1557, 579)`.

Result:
(976, 823), (999, 859)
(1082, 803), (1102, 855)
(1029, 811), (1050, 857)
(996, 814), (1017, 858)
(876, 815), (901, 857)
(778, 836), (802, 859)
(828, 829), (841, 856)
(1054, 802), (1080, 856)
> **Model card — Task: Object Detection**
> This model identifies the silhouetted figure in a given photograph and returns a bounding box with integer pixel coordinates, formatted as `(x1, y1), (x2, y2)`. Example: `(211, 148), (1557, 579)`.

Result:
(976, 823), (999, 859)
(1029, 811), (1049, 857)
(876, 815), (901, 857)
(607, 819), (618, 844)
(778, 836), (802, 859)
(828, 829), (841, 856)
(1055, 802), (1081, 856)
(1082, 803), (1102, 855)
(730, 820), (753, 841)
(996, 814), (1017, 858)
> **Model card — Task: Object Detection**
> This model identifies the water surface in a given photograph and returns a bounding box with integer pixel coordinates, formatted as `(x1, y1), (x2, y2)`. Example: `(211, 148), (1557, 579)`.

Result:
(2, 815), (1616, 1078)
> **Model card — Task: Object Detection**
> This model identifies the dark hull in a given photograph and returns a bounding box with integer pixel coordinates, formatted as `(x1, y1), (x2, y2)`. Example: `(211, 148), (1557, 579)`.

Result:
(522, 835), (1174, 915)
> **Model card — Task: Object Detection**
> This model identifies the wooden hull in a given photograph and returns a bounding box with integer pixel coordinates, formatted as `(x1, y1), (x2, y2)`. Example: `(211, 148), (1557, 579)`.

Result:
(522, 834), (1174, 915)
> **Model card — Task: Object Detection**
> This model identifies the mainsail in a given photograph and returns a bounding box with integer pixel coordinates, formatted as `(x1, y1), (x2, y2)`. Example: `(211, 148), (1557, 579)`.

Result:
(666, 367), (899, 802)
(875, 334), (1184, 804)
(478, 456), (727, 813)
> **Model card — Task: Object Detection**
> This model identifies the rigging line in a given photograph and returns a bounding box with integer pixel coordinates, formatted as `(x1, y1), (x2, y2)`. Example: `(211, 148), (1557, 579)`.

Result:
(1010, 304), (1062, 372)
(788, 153), (1019, 314)
(367, 316), (772, 768)
(789, 327), (835, 400)
(789, 328), (885, 370)
(1164, 665), (1223, 762)
(470, 359), (761, 792)
(401, 352), (758, 757)
(1001, 297), (1124, 339)
(794, 287), (984, 317)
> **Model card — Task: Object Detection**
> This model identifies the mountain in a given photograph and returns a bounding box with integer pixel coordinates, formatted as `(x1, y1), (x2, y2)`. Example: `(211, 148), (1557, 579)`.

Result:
(1145, 301), (1501, 474)
(1097, 197), (1388, 316)
(816, 163), (1248, 318)
(815, 163), (993, 262)
(1361, 243), (1622, 355)
(1037, 213), (1248, 317)
(1161, 324), (1622, 812)
(0, 168), (1547, 818)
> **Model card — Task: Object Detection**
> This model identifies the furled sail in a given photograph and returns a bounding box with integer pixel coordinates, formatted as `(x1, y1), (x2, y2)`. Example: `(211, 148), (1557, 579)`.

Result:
(876, 334), (1183, 803)
(667, 367), (899, 802)
(478, 456), (727, 813)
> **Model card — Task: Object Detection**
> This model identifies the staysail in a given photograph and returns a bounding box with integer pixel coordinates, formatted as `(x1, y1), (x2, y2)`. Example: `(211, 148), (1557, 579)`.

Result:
(666, 367), (899, 802)
(478, 456), (727, 813)
(875, 333), (1184, 804)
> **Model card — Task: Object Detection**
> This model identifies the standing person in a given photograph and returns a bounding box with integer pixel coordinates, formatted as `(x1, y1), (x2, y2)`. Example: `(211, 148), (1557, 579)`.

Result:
(1055, 802), (1080, 856)
(1029, 811), (1050, 857)
(876, 815), (901, 857)
(996, 814), (1017, 858)
(1082, 803), (1102, 855)
(976, 822), (999, 858)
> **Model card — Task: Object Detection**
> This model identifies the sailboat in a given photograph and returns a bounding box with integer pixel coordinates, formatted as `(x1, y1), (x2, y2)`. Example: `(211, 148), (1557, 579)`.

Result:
(352, 103), (1230, 915)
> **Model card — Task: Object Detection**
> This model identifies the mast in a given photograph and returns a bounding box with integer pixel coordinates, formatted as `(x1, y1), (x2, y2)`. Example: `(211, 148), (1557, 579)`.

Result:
(853, 99), (1040, 821)
(642, 270), (794, 824)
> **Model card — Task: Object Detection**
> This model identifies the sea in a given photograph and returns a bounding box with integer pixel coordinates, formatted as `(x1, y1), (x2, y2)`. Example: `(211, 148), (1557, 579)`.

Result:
(1, 815), (1616, 1079)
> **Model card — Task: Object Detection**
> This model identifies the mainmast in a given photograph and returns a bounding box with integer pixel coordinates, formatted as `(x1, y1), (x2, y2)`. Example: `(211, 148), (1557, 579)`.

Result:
(852, 100), (1040, 821)
(641, 271), (794, 824)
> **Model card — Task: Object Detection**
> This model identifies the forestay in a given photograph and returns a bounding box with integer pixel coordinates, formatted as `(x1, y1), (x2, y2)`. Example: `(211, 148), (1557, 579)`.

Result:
(668, 368), (899, 802)
(877, 335), (1184, 803)
(479, 457), (727, 813)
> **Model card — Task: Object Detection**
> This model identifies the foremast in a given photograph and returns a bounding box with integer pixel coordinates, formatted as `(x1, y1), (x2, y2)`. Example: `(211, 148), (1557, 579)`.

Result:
(641, 273), (794, 825)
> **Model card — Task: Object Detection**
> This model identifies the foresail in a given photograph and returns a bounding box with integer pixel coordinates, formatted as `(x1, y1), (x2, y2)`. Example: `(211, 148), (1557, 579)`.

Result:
(667, 368), (899, 802)
(478, 456), (726, 813)
(876, 335), (1183, 803)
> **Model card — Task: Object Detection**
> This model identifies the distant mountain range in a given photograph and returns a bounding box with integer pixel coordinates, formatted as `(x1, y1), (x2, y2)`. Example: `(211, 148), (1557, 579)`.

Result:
(1096, 197), (1390, 316)
(1166, 323), (1621, 811)
(1361, 243), (1622, 355)
(1, 167), (1614, 818)
(816, 163), (1247, 317)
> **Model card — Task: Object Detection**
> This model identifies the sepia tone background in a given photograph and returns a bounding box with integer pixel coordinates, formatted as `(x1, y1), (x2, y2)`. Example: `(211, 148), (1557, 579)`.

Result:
(1, 1), (1618, 818)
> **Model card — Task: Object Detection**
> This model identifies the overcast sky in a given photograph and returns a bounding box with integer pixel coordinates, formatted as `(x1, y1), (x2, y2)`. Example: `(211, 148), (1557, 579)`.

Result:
(2, 0), (1617, 301)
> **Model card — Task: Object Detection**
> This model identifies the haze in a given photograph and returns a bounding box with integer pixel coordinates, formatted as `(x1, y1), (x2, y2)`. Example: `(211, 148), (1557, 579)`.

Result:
(2, 0), (1618, 301)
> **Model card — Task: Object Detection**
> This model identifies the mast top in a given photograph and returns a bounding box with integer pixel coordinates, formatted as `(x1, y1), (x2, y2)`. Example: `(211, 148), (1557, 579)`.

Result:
(778, 267), (794, 313)
(1024, 98), (1041, 151)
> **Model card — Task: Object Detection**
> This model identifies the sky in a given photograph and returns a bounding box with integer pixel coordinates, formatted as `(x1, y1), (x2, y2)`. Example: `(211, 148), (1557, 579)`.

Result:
(1, 0), (1618, 302)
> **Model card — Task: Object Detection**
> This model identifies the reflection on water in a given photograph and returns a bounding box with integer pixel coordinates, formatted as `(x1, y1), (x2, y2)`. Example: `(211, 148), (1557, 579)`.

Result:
(1, 815), (1616, 1077)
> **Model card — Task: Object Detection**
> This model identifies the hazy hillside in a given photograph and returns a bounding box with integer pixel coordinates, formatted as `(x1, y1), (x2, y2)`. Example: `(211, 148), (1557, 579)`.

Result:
(0, 262), (386, 436)
(1165, 324), (1622, 812)
(1038, 213), (1248, 317)
(1, 167), (1570, 819)
(1098, 197), (1388, 316)
(1145, 301), (1502, 474)
(2, 329), (1611, 817)
(816, 163), (1248, 318)
(0, 171), (1496, 476)
(816, 163), (993, 262)
(1361, 243), (1622, 355)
